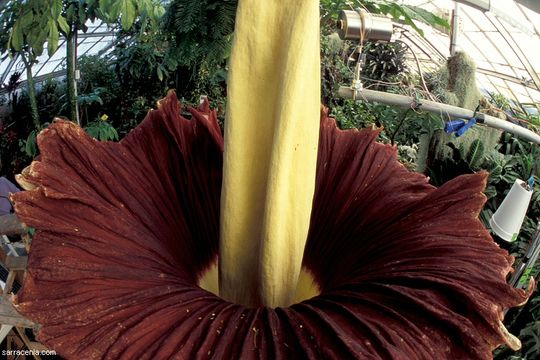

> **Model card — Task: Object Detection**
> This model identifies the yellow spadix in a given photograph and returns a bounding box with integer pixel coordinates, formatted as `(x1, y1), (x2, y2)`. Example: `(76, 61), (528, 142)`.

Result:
(219, 0), (321, 308)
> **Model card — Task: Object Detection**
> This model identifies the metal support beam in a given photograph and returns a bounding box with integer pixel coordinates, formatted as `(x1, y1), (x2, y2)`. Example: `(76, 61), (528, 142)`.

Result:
(456, 0), (490, 11)
(476, 67), (537, 90)
(486, 13), (540, 92)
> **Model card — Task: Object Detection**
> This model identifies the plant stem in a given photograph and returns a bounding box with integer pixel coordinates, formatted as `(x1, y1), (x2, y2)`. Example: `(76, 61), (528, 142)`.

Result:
(20, 54), (40, 129)
(390, 108), (412, 146)
(66, 30), (79, 125)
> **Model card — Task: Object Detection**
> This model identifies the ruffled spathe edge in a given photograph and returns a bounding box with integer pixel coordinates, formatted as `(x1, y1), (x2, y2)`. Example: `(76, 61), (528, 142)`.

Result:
(10, 98), (530, 359)
(302, 109), (529, 357)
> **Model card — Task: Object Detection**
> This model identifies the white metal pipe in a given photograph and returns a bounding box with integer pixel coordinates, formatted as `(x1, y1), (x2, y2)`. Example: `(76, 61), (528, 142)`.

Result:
(479, 114), (540, 144)
(456, 0), (490, 12)
(338, 86), (540, 145)
(450, 2), (460, 56)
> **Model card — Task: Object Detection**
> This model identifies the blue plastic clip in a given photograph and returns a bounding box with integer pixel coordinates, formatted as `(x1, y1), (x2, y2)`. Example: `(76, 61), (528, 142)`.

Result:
(456, 118), (477, 137)
(444, 119), (466, 134)
(528, 176), (535, 190)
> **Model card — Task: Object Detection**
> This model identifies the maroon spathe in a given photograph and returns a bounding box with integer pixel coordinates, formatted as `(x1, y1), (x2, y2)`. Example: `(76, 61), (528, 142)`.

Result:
(12, 91), (527, 359)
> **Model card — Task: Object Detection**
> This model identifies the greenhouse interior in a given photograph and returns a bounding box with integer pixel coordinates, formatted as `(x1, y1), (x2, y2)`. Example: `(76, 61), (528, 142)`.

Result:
(1, 0), (540, 359)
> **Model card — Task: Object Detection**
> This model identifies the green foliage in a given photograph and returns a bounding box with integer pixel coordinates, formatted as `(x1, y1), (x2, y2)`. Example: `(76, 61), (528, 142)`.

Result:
(77, 87), (105, 125)
(320, 0), (352, 33)
(329, 100), (378, 130)
(488, 91), (512, 111)
(466, 138), (485, 169)
(503, 101), (540, 133)
(20, 122), (50, 158)
(78, 91), (103, 107)
(6, 78), (65, 134)
(1, 72), (99, 176)
(23, 129), (38, 157)
(75, 51), (161, 136)
(84, 119), (119, 141)
(110, 36), (170, 134)
(362, 42), (409, 90)
(162, 0), (237, 68)
(192, 65), (228, 122)
(1, 0), (165, 126)
(519, 322), (540, 359)
(0, 120), (30, 179)
(99, 0), (163, 31)
(114, 36), (168, 83)
(2, 0), (61, 57)
(321, 32), (353, 106)
(78, 55), (119, 105)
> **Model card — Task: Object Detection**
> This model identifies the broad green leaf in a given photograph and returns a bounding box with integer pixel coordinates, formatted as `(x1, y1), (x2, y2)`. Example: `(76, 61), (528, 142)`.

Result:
(27, 31), (38, 49)
(36, 27), (48, 49)
(51, 0), (62, 19)
(408, 6), (450, 29)
(109, 0), (122, 19)
(19, 11), (34, 30)
(33, 39), (44, 56)
(10, 22), (23, 51)
(156, 66), (163, 81)
(99, 0), (113, 16)
(84, 121), (118, 141)
(466, 139), (485, 169)
(39, 13), (49, 30)
(66, 3), (76, 23)
(78, 3), (87, 25)
(57, 16), (70, 35)
(154, 5), (165, 19)
(393, 4), (425, 37)
(47, 19), (59, 56)
(137, 0), (152, 15)
(25, 131), (38, 157)
(120, 0), (136, 30)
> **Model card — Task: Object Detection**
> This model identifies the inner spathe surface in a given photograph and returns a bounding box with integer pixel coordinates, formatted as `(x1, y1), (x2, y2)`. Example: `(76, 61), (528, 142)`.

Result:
(198, 261), (321, 307)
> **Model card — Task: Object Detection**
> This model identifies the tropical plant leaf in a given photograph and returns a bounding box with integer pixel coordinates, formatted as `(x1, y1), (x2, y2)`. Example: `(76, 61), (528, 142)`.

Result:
(51, 0), (63, 20)
(84, 120), (118, 141)
(57, 16), (70, 35)
(120, 0), (136, 30)
(406, 5), (450, 29)
(25, 130), (37, 157)
(10, 22), (23, 51)
(466, 139), (485, 169)
(47, 19), (59, 56)
(19, 10), (34, 29)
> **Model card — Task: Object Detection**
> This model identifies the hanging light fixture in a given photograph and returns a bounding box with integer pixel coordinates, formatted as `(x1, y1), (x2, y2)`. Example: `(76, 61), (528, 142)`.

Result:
(336, 9), (394, 42)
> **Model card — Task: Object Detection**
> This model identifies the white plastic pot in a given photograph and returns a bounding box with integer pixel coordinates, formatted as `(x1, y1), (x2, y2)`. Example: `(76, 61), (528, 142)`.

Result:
(489, 179), (533, 242)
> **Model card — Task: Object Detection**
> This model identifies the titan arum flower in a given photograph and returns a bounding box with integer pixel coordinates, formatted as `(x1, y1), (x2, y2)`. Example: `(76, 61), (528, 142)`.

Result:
(10, 0), (529, 359)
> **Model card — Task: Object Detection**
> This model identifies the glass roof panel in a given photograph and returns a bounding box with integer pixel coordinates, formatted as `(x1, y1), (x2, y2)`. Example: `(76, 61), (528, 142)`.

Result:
(396, 0), (540, 105)
(0, 20), (114, 88)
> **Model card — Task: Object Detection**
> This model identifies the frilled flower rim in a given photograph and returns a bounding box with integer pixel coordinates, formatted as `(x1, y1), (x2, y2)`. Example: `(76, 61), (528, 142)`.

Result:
(12, 91), (528, 360)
